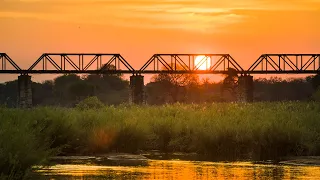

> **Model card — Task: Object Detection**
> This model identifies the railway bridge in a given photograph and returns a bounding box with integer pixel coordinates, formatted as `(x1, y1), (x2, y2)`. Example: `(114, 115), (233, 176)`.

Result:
(1, 53), (319, 107)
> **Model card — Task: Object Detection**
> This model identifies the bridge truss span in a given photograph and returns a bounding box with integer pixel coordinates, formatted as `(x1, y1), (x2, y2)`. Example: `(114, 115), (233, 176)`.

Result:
(27, 53), (135, 74)
(0, 53), (22, 73)
(1, 53), (320, 75)
(139, 54), (244, 74)
(248, 54), (320, 74)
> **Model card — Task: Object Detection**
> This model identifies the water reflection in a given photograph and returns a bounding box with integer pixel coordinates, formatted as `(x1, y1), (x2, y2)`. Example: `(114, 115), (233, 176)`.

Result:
(35, 160), (320, 180)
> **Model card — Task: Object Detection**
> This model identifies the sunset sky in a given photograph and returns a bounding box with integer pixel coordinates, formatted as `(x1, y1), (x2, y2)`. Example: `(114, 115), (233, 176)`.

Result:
(0, 0), (320, 82)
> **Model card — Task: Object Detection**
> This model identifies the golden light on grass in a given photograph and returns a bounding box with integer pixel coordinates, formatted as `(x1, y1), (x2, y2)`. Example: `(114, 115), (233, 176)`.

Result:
(91, 128), (116, 152)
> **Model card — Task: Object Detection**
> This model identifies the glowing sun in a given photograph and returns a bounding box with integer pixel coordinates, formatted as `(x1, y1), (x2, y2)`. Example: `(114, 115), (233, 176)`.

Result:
(195, 55), (211, 70)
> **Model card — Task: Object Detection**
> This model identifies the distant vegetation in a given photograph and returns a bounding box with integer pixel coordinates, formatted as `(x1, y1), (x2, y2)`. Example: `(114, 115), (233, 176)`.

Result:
(1, 71), (320, 107)
(0, 73), (130, 107)
(1, 102), (320, 179)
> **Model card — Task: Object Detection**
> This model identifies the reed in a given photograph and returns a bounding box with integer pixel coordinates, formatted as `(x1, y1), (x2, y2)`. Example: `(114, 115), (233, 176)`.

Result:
(1, 102), (320, 178)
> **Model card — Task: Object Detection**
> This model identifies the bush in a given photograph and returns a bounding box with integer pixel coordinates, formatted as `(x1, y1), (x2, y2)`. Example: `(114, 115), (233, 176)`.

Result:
(0, 109), (55, 180)
(76, 96), (105, 110)
(2, 102), (320, 179)
(312, 87), (320, 101)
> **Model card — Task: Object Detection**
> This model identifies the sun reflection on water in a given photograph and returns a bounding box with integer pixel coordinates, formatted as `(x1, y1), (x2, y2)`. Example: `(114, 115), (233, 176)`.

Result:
(35, 160), (320, 180)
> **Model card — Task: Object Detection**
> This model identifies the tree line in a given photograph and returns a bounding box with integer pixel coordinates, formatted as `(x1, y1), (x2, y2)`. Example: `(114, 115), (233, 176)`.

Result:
(1, 71), (320, 107)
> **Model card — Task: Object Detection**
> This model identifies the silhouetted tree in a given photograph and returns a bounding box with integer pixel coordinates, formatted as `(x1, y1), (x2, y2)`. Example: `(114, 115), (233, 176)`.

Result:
(221, 68), (239, 101)
(33, 80), (55, 106)
(253, 77), (313, 101)
(68, 81), (94, 103)
(146, 64), (200, 104)
(84, 74), (129, 105)
(307, 74), (320, 90)
(0, 69), (318, 106)
(0, 80), (18, 107)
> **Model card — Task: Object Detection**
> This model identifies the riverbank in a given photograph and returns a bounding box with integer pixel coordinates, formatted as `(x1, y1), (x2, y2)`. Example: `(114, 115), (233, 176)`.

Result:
(1, 102), (320, 179)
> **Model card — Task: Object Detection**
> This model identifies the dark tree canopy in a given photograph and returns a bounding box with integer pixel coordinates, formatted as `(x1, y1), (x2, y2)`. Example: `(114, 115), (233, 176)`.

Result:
(0, 67), (318, 107)
(0, 67), (129, 107)
(146, 64), (200, 104)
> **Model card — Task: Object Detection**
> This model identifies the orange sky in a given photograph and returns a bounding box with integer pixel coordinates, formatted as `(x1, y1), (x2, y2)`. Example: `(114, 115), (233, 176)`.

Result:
(0, 0), (320, 82)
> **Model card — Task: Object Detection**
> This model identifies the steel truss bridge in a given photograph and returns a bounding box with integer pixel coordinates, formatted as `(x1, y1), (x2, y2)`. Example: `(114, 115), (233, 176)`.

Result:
(1, 53), (320, 75)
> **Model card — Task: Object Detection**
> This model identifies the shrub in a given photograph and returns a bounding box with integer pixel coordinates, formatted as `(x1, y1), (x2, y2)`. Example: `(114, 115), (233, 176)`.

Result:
(0, 109), (55, 180)
(2, 102), (320, 179)
(76, 96), (105, 110)
(312, 87), (320, 101)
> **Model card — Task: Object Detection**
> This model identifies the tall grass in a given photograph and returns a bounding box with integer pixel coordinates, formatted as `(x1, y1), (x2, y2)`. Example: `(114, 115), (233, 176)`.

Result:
(1, 102), (320, 178)
(0, 108), (55, 180)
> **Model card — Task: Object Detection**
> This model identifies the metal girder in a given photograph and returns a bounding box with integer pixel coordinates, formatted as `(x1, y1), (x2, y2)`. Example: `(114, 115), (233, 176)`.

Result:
(2, 53), (320, 75)
(139, 54), (244, 74)
(248, 54), (320, 74)
(27, 53), (135, 74)
(0, 53), (22, 73)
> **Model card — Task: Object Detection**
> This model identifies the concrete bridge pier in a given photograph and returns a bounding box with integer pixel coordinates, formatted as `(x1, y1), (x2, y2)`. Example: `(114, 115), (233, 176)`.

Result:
(237, 75), (253, 102)
(130, 75), (145, 105)
(18, 74), (33, 108)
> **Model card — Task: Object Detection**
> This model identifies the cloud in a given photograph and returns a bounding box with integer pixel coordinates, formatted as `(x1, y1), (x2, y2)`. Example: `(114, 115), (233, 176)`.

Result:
(0, 0), (319, 33)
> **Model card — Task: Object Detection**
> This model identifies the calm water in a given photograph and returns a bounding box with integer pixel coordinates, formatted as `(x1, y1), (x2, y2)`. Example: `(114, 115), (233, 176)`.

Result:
(33, 158), (320, 180)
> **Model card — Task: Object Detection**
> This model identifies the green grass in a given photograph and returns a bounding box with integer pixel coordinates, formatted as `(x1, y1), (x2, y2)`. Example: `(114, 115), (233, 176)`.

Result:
(1, 102), (320, 179)
(0, 108), (55, 180)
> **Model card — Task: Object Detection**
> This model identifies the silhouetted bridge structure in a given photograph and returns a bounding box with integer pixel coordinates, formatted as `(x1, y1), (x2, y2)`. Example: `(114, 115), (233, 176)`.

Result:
(1, 53), (319, 107)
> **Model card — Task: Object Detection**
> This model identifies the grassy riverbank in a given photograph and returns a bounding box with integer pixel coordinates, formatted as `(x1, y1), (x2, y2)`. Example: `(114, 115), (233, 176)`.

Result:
(1, 102), (320, 179)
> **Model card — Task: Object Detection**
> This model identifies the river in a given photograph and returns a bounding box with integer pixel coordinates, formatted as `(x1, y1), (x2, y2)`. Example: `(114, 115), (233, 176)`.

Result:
(31, 154), (320, 180)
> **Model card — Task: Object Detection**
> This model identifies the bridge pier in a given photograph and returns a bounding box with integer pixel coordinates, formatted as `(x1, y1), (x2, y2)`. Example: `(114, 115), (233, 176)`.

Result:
(130, 75), (144, 105)
(18, 75), (33, 108)
(237, 75), (253, 102)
